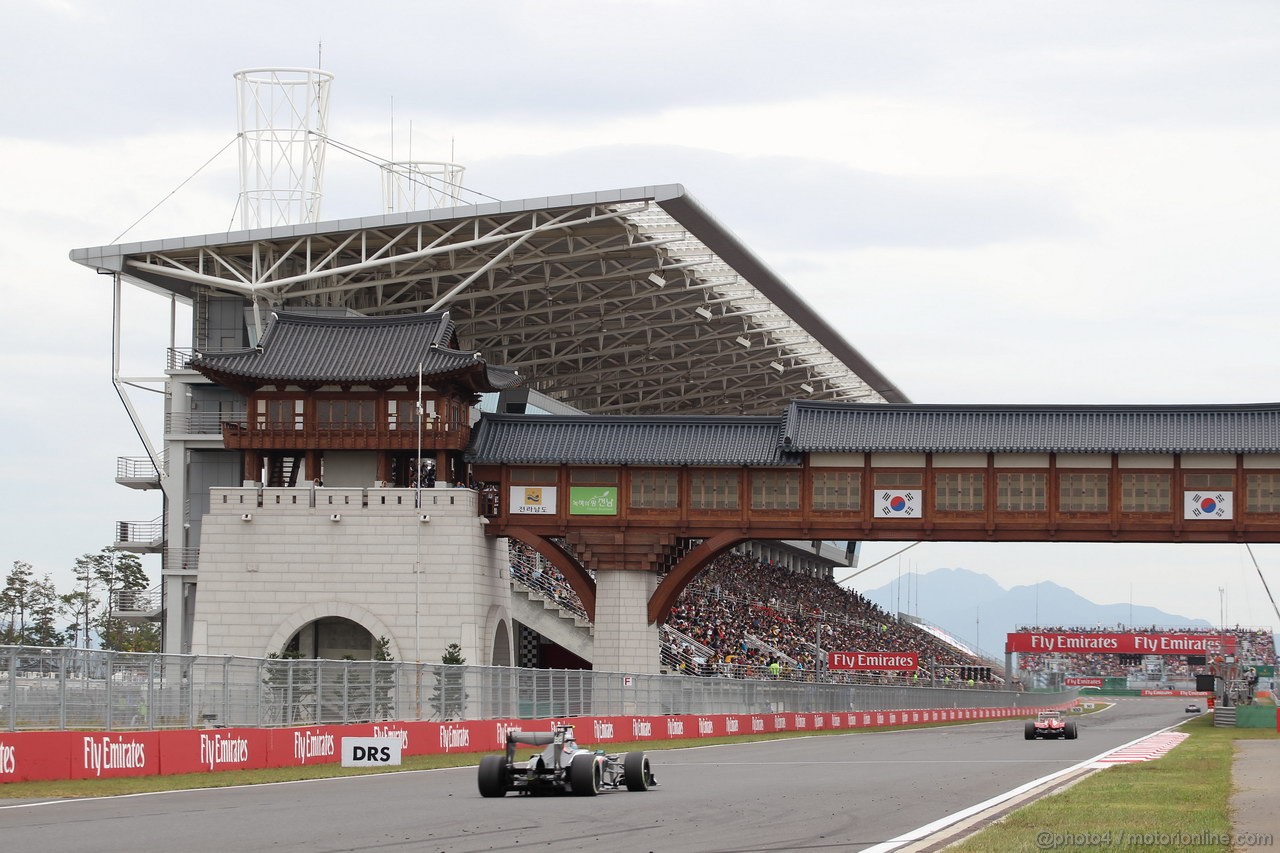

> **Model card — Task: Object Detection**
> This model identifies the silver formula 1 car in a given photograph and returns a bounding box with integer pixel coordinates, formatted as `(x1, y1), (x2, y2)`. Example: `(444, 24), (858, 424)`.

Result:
(477, 723), (656, 797)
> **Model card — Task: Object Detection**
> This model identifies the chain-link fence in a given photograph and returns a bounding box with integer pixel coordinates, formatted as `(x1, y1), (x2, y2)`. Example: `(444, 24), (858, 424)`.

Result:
(0, 646), (1067, 732)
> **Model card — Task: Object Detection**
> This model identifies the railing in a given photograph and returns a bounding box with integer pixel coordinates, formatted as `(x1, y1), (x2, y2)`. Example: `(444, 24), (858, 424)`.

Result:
(508, 548), (591, 622)
(116, 451), (166, 479)
(0, 645), (1067, 732)
(744, 633), (799, 666)
(167, 347), (196, 371)
(164, 547), (200, 573)
(114, 516), (164, 546)
(168, 346), (249, 371)
(112, 586), (161, 616)
(165, 412), (238, 435)
(221, 417), (467, 451)
(659, 625), (718, 675)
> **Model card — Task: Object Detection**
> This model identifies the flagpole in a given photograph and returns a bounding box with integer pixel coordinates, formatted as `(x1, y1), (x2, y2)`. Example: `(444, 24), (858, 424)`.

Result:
(415, 361), (423, 664)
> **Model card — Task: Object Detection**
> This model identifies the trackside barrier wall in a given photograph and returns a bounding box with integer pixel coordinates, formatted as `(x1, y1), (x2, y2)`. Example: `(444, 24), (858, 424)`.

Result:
(0, 703), (1077, 783)
(1230, 705), (1280, 729)
(1, 646), (1059, 732)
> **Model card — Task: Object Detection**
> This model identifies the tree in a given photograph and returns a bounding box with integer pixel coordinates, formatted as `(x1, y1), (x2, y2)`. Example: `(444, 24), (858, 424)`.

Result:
(24, 575), (66, 647)
(73, 548), (152, 650)
(61, 590), (94, 648)
(263, 650), (311, 726)
(0, 561), (35, 643)
(113, 619), (161, 653)
(430, 643), (467, 720)
(372, 636), (395, 719)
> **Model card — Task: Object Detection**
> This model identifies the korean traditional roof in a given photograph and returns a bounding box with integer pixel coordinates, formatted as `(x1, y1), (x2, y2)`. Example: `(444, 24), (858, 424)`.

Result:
(466, 414), (799, 466)
(781, 401), (1280, 454)
(187, 311), (522, 391)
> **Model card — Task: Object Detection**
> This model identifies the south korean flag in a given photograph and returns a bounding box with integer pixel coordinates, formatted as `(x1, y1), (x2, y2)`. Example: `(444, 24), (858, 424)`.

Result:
(877, 489), (922, 518)
(1184, 491), (1233, 520)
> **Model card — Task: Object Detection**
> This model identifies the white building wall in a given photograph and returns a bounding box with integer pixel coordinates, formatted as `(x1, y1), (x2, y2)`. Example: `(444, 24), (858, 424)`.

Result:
(192, 486), (512, 665)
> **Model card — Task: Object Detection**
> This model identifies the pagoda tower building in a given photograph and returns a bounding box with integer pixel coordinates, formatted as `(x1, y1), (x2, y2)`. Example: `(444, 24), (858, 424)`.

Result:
(184, 310), (524, 664)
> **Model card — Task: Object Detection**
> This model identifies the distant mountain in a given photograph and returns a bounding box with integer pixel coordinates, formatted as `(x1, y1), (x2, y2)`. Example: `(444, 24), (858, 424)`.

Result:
(860, 567), (1212, 658)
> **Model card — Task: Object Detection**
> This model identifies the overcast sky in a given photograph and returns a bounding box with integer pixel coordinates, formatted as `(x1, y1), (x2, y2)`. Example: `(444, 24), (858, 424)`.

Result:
(3, 1), (1279, 645)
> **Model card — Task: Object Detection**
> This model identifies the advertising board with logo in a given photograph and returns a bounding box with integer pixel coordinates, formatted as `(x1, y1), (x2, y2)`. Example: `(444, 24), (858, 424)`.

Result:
(0, 704), (1072, 783)
(1005, 632), (1237, 655)
(827, 651), (919, 671)
(569, 486), (618, 515)
(510, 486), (557, 514)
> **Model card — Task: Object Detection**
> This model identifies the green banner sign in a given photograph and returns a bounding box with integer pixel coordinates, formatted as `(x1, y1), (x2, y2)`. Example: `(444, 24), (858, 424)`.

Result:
(569, 486), (618, 515)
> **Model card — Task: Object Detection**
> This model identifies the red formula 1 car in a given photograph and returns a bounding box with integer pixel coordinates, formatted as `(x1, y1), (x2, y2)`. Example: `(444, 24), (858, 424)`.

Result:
(1024, 710), (1078, 740)
(477, 723), (657, 797)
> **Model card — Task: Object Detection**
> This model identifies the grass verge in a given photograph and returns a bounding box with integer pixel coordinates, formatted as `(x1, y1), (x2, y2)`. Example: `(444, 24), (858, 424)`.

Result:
(949, 714), (1278, 853)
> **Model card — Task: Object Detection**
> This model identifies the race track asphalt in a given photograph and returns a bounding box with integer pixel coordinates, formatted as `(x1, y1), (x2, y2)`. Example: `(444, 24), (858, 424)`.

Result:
(0, 698), (1192, 853)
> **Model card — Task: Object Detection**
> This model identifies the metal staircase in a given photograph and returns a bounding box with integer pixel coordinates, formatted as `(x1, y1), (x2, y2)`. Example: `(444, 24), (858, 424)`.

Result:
(508, 576), (593, 662)
(267, 455), (302, 487)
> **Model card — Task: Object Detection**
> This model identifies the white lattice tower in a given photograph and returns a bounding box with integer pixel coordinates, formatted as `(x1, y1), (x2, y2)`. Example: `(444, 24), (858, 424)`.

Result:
(235, 67), (334, 229)
(381, 161), (466, 212)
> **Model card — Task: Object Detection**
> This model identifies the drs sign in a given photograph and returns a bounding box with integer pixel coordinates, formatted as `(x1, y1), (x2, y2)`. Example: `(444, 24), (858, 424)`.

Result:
(340, 737), (402, 767)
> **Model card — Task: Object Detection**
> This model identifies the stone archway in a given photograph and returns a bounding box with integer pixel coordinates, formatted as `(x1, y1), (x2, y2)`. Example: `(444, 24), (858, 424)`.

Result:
(265, 602), (401, 661)
(491, 618), (512, 666)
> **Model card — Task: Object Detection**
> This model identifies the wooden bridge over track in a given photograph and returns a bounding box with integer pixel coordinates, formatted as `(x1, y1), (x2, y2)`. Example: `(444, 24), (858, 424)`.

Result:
(467, 400), (1280, 672)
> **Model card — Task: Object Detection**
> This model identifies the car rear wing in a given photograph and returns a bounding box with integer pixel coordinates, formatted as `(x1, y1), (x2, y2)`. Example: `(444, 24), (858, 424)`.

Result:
(508, 731), (556, 746)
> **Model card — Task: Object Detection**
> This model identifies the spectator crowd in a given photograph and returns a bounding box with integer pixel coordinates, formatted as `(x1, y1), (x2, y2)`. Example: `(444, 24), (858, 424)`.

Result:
(509, 542), (988, 686)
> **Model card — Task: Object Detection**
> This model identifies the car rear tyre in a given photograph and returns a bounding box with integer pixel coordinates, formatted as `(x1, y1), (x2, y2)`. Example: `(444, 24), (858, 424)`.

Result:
(569, 752), (600, 796)
(1065, 721), (1078, 740)
(1024, 721), (1036, 740)
(623, 751), (652, 791)
(477, 755), (509, 797)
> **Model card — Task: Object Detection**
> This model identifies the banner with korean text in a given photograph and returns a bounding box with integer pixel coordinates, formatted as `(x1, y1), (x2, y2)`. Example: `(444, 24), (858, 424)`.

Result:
(509, 486), (556, 514)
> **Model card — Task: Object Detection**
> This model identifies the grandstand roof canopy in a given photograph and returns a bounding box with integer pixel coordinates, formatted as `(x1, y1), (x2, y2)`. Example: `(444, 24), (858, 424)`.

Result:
(70, 185), (907, 415)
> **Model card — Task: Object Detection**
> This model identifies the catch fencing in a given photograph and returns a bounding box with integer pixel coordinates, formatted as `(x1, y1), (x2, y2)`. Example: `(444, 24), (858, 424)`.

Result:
(1, 645), (1067, 732)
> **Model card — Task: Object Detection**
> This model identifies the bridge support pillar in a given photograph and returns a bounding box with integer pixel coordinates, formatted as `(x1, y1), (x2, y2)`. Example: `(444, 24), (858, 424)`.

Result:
(593, 569), (660, 674)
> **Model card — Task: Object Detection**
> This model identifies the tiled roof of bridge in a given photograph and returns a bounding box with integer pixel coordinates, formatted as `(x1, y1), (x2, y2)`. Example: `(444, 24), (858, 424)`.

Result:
(781, 401), (1280, 454)
(188, 311), (523, 391)
(466, 414), (801, 466)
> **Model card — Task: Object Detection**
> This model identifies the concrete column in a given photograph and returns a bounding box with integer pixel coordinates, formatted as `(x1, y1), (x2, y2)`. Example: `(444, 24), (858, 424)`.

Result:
(592, 570), (660, 674)
(164, 574), (186, 655)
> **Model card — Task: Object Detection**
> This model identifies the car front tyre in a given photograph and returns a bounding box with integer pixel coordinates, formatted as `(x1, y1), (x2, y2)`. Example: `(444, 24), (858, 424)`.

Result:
(623, 751), (652, 791)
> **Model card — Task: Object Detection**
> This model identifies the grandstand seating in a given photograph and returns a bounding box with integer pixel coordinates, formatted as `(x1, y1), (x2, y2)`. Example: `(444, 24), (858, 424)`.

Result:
(508, 541), (985, 685)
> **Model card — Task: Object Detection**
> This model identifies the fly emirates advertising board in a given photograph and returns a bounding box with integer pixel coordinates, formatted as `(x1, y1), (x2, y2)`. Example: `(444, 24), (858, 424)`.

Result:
(1005, 632), (1237, 655)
